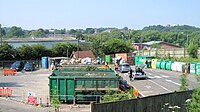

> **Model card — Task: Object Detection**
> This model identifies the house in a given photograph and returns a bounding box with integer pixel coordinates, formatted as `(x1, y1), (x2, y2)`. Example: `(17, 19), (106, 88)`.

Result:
(72, 50), (95, 59)
(132, 41), (181, 50)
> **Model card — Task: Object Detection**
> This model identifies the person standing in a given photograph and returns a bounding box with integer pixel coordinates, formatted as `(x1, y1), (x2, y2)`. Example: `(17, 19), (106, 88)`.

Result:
(129, 68), (133, 81)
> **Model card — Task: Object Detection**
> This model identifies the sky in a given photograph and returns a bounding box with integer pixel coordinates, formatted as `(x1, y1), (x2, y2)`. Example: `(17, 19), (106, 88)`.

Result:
(1, 0), (200, 30)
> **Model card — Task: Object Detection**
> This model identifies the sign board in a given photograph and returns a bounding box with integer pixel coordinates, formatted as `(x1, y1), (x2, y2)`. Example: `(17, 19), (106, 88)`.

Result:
(27, 92), (35, 97)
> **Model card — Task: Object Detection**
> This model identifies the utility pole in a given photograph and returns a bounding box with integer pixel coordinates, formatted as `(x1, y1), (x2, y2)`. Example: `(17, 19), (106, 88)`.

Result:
(187, 33), (189, 46)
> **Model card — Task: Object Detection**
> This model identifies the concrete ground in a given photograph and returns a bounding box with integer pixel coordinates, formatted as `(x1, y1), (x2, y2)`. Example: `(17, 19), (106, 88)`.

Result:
(0, 69), (90, 112)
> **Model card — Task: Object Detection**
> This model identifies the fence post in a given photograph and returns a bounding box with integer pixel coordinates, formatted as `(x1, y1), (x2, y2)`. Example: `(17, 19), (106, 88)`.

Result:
(90, 102), (95, 112)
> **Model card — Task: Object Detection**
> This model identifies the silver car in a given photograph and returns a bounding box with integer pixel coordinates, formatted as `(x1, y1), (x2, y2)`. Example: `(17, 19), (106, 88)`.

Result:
(118, 63), (130, 73)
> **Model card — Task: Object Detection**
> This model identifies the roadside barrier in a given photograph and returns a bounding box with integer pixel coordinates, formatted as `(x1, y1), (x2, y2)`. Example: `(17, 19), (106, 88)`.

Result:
(0, 87), (12, 97)
(28, 96), (37, 105)
(2, 69), (17, 76)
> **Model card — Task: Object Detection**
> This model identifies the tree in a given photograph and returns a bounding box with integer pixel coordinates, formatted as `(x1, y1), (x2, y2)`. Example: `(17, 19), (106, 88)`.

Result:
(68, 29), (77, 34)
(187, 39), (198, 58)
(16, 44), (35, 60)
(0, 43), (15, 60)
(6, 26), (24, 38)
(0, 24), (6, 37)
(179, 73), (189, 91)
(30, 28), (46, 38)
(186, 87), (200, 112)
(85, 28), (95, 34)
(32, 44), (49, 59)
(102, 38), (133, 55)
(51, 42), (76, 57)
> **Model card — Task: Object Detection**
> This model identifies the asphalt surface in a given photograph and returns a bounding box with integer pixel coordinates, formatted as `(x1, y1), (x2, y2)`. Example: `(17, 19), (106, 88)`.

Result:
(0, 97), (51, 112)
(121, 68), (200, 97)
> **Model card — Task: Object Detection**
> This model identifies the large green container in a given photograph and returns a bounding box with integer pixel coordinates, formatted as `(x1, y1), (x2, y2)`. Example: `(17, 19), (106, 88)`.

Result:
(105, 55), (111, 64)
(195, 63), (200, 75)
(190, 63), (197, 74)
(49, 68), (119, 102)
(134, 56), (154, 66)
(166, 62), (173, 70)
(156, 60), (162, 69)
(160, 61), (167, 70)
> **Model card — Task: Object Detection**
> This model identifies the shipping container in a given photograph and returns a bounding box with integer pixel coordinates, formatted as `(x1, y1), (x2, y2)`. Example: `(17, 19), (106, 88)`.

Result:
(49, 65), (119, 103)
(134, 56), (154, 66)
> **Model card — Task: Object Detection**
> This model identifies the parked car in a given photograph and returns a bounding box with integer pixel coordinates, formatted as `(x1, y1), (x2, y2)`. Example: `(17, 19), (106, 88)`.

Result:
(10, 61), (24, 71)
(118, 63), (131, 73)
(23, 62), (35, 71)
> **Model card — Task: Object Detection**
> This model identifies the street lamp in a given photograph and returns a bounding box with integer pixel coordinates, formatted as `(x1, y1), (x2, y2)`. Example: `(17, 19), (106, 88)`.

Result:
(181, 32), (189, 46)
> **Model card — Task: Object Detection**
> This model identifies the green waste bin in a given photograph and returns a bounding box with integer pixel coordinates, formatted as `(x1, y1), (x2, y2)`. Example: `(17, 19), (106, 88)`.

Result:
(156, 60), (162, 69)
(190, 62), (197, 74)
(166, 62), (173, 71)
(196, 63), (200, 75)
(161, 61), (167, 70)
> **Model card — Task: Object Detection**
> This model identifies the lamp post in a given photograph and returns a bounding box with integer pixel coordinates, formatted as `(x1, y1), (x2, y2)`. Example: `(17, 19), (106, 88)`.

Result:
(181, 32), (189, 46)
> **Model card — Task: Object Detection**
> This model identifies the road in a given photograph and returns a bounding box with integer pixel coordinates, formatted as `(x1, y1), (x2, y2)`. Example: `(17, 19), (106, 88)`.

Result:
(120, 68), (199, 97)
(0, 98), (51, 112)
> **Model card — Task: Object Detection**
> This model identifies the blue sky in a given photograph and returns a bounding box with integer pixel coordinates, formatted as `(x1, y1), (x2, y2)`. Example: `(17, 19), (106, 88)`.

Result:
(1, 0), (200, 30)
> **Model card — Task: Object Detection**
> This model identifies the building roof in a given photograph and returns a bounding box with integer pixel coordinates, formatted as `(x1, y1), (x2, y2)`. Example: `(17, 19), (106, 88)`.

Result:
(73, 50), (95, 59)
(133, 41), (181, 48)
(142, 41), (162, 45)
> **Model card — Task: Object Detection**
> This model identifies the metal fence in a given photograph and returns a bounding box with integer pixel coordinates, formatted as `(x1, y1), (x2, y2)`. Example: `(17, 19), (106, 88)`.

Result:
(138, 48), (200, 58)
(91, 90), (193, 112)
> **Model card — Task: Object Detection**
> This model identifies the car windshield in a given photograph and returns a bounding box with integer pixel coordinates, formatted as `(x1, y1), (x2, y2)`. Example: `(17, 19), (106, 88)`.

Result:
(12, 62), (21, 67)
(25, 63), (32, 67)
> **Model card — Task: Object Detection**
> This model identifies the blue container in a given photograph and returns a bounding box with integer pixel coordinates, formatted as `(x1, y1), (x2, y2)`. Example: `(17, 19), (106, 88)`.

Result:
(41, 57), (48, 68)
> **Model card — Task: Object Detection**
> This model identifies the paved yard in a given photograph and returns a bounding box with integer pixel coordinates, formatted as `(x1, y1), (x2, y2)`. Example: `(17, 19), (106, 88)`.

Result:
(0, 69), (90, 112)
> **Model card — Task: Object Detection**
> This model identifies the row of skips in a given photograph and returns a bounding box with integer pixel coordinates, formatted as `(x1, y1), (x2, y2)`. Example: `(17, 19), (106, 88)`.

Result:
(151, 59), (200, 75)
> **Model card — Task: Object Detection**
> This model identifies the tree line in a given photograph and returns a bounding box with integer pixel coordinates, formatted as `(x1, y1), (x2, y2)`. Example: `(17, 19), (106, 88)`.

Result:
(0, 42), (77, 60)
(1, 24), (200, 59)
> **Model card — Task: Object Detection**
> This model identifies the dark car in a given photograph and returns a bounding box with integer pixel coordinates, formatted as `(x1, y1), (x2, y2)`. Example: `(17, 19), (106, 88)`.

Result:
(10, 61), (24, 71)
(119, 79), (131, 91)
(23, 62), (35, 71)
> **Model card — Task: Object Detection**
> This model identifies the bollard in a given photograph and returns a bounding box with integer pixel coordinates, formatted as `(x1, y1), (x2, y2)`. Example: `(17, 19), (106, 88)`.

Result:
(46, 96), (49, 107)
(39, 98), (42, 107)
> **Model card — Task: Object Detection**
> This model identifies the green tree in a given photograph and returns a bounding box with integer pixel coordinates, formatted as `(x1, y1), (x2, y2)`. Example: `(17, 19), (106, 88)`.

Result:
(32, 44), (49, 59)
(51, 42), (76, 57)
(30, 28), (46, 38)
(102, 38), (133, 55)
(0, 43), (15, 60)
(0, 24), (6, 37)
(186, 87), (200, 112)
(85, 28), (95, 34)
(6, 26), (24, 38)
(179, 73), (189, 91)
(16, 44), (35, 60)
(187, 39), (198, 58)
